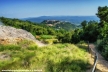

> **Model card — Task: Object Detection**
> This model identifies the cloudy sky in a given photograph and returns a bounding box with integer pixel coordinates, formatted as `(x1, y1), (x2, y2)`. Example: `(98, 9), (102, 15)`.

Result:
(0, 0), (108, 18)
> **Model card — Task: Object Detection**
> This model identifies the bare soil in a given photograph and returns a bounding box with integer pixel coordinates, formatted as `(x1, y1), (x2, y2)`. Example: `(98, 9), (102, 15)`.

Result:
(87, 44), (108, 72)
(35, 40), (47, 47)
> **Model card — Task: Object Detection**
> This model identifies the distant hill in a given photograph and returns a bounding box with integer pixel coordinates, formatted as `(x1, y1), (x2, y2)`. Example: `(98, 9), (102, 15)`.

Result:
(41, 20), (77, 30)
(22, 16), (99, 25)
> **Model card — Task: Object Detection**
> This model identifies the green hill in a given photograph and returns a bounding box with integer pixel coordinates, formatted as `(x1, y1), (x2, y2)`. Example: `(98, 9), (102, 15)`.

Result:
(41, 20), (77, 31)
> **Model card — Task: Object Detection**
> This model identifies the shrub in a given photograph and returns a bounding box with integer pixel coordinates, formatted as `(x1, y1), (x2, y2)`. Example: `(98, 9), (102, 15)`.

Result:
(102, 45), (108, 60)
(97, 38), (108, 60)
(53, 39), (58, 44)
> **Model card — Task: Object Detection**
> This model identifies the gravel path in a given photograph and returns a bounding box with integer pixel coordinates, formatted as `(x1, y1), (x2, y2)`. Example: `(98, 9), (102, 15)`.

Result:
(88, 44), (108, 72)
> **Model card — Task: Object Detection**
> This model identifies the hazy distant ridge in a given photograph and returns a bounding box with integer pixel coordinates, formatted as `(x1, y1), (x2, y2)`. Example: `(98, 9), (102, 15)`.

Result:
(23, 16), (99, 24)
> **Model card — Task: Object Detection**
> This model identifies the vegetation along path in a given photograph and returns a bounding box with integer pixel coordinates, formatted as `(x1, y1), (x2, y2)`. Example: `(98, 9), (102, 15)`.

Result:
(35, 40), (47, 47)
(89, 44), (108, 72)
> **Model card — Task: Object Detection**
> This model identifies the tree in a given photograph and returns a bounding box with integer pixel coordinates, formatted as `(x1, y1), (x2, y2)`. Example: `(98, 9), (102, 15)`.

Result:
(61, 32), (72, 43)
(71, 29), (81, 44)
(81, 20), (87, 29)
(96, 6), (108, 27)
(96, 6), (108, 39)
(96, 6), (108, 60)
(96, 6), (108, 22)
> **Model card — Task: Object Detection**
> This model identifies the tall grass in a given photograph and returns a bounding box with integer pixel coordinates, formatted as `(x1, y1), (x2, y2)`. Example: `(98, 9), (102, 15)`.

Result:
(0, 43), (88, 72)
(37, 35), (58, 44)
(30, 44), (88, 72)
(0, 45), (21, 51)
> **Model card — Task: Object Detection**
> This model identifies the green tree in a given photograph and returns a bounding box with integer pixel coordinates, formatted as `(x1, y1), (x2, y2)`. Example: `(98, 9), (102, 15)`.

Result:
(71, 29), (81, 44)
(81, 20), (87, 29)
(96, 6), (108, 60)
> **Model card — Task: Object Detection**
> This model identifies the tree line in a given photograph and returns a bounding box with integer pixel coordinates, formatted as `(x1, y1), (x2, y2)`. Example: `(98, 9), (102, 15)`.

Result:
(0, 17), (67, 36)
(58, 6), (108, 60)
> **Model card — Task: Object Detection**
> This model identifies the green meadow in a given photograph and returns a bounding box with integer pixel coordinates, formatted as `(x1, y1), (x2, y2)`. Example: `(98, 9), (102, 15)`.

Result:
(0, 40), (89, 72)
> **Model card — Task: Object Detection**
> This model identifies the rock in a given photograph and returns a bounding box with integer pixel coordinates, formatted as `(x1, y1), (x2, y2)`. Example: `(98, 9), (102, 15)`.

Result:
(0, 26), (46, 47)
(0, 53), (11, 60)
(0, 26), (36, 44)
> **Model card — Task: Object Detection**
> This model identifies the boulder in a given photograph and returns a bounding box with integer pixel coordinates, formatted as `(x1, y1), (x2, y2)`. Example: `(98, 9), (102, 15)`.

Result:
(0, 26), (35, 45)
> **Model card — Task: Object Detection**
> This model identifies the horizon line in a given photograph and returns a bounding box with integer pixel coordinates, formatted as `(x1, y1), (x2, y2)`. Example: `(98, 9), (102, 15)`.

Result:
(0, 15), (97, 19)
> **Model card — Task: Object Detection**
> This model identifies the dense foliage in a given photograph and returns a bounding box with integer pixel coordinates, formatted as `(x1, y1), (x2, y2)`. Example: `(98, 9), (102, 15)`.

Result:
(96, 6), (108, 60)
(71, 6), (108, 60)
(0, 17), (57, 35)
(57, 6), (108, 60)
(0, 17), (70, 43)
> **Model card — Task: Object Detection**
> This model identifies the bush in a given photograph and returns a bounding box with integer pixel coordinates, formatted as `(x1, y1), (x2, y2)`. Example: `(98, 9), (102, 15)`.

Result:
(96, 39), (103, 51)
(97, 38), (108, 60)
(53, 39), (58, 44)
(102, 45), (108, 60)
(78, 41), (86, 44)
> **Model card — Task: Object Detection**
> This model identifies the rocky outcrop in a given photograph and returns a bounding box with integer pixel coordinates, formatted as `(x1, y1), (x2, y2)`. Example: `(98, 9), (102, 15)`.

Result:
(0, 26), (36, 45)
(0, 37), (23, 45)
(0, 26), (44, 46)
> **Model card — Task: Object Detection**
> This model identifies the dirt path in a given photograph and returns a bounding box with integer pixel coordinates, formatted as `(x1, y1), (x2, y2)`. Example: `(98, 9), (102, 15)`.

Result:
(88, 44), (108, 72)
(35, 40), (47, 47)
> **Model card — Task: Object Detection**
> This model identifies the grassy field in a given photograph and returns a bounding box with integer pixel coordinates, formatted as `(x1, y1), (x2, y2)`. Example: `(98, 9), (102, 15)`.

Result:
(36, 35), (58, 44)
(0, 40), (89, 72)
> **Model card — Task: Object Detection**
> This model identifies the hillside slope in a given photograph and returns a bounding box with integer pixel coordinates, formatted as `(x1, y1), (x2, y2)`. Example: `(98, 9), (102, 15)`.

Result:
(0, 25), (45, 47)
(41, 20), (76, 30)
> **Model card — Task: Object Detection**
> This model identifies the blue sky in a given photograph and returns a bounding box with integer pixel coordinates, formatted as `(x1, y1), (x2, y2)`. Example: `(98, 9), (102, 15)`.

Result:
(0, 0), (108, 18)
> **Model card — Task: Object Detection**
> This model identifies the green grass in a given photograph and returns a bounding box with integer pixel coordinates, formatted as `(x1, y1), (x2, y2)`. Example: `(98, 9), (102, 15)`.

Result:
(0, 42), (89, 72)
(0, 45), (21, 51)
(37, 35), (58, 44)
(40, 35), (55, 39)
(44, 39), (58, 44)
